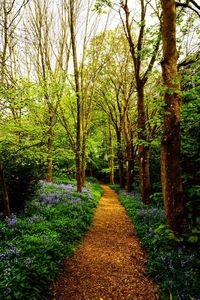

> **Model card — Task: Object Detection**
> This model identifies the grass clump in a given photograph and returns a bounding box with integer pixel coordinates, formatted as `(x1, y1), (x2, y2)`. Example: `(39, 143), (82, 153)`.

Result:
(110, 184), (200, 300)
(0, 180), (103, 300)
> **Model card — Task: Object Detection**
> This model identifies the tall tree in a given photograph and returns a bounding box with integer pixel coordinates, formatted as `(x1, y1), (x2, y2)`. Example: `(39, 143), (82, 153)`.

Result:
(69, 0), (82, 191)
(27, 0), (69, 182)
(160, 0), (185, 232)
(0, 0), (29, 216)
(120, 0), (161, 203)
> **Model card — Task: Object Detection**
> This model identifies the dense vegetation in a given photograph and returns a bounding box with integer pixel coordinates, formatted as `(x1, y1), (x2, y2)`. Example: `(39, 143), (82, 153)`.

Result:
(0, 178), (103, 299)
(110, 184), (200, 300)
(0, 0), (199, 299)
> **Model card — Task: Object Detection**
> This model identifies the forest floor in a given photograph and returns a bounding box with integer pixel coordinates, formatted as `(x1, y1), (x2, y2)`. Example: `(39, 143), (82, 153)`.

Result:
(51, 184), (159, 300)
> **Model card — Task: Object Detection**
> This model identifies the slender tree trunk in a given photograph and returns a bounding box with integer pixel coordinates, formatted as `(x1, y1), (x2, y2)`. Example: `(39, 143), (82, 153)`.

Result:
(69, 0), (82, 191)
(109, 125), (115, 185)
(126, 141), (135, 193)
(123, 114), (134, 193)
(46, 100), (53, 182)
(137, 85), (151, 203)
(126, 145), (134, 192)
(0, 165), (11, 217)
(81, 131), (87, 187)
(160, 0), (185, 232)
(116, 129), (124, 188)
(1, 0), (8, 83)
(47, 133), (53, 182)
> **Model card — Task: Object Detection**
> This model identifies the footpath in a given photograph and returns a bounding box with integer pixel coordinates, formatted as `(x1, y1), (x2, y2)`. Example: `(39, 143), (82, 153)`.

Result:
(51, 184), (158, 300)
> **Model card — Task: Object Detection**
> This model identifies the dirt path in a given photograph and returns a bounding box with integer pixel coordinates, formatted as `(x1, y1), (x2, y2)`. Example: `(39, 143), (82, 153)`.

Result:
(51, 184), (158, 300)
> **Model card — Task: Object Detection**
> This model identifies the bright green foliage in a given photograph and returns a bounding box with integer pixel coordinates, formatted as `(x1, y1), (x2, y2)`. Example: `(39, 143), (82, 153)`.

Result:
(0, 180), (103, 299)
(110, 185), (200, 300)
(94, 0), (112, 13)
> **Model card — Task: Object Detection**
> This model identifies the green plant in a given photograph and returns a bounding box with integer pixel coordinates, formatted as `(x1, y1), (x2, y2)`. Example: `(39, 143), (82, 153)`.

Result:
(114, 188), (200, 300)
(0, 180), (103, 299)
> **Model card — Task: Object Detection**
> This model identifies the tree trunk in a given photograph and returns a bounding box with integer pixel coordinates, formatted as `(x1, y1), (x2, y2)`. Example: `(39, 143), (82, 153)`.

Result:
(137, 85), (151, 204)
(81, 131), (87, 187)
(47, 134), (53, 182)
(69, 0), (82, 192)
(160, 0), (185, 233)
(46, 102), (53, 182)
(126, 144), (134, 193)
(0, 165), (11, 217)
(123, 113), (134, 193)
(109, 125), (115, 185)
(116, 128), (124, 188)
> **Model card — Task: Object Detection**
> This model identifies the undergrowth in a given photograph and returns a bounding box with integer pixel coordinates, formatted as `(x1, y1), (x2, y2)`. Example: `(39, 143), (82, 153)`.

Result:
(0, 178), (103, 300)
(110, 184), (200, 300)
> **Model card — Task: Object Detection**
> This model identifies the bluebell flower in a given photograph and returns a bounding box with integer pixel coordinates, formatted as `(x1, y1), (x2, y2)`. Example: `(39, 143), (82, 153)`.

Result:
(6, 214), (17, 228)
(24, 257), (32, 268)
(0, 253), (5, 261)
(68, 197), (82, 204)
(180, 260), (186, 268)
(28, 214), (44, 224)
(4, 267), (11, 276)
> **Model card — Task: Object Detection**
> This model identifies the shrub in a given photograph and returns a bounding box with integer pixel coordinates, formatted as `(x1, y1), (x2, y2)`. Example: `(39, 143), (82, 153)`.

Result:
(0, 145), (46, 213)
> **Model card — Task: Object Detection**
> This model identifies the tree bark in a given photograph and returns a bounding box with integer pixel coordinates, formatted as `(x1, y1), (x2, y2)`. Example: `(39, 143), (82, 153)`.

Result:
(126, 145), (134, 193)
(69, 0), (82, 192)
(0, 165), (11, 217)
(123, 112), (135, 193)
(81, 131), (87, 187)
(137, 84), (151, 203)
(116, 128), (125, 188)
(160, 0), (185, 232)
(121, 0), (158, 203)
(47, 132), (53, 182)
(109, 124), (115, 185)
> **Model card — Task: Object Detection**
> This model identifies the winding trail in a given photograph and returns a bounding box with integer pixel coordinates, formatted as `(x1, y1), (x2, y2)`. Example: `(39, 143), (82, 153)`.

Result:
(51, 184), (158, 300)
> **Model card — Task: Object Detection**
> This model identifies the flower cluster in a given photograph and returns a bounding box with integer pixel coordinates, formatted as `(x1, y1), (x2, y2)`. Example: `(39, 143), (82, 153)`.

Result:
(37, 181), (94, 207)
(28, 214), (44, 224)
(120, 190), (140, 197)
(137, 206), (165, 223)
(0, 244), (19, 262)
(24, 257), (32, 268)
(6, 214), (17, 228)
(58, 183), (75, 191)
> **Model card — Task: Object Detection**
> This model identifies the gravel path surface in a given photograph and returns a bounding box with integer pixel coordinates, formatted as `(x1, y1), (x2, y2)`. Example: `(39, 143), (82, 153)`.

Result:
(51, 184), (158, 300)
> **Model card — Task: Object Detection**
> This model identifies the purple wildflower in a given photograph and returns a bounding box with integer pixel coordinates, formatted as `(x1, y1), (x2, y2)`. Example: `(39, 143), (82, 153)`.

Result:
(82, 187), (87, 193)
(24, 257), (32, 268)
(6, 214), (17, 228)
(28, 214), (44, 224)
